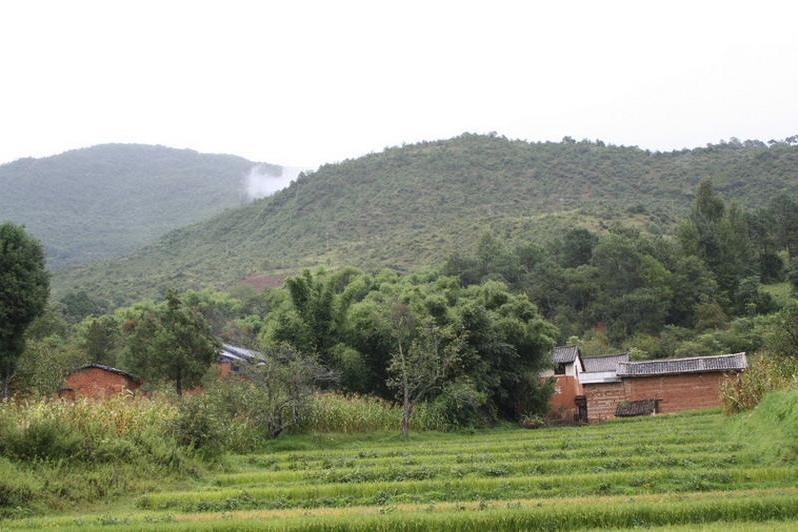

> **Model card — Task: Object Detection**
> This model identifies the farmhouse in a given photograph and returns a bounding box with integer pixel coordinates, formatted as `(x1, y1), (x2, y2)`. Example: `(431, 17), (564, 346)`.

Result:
(58, 364), (142, 399)
(217, 343), (266, 376)
(545, 346), (747, 423)
(59, 344), (264, 398)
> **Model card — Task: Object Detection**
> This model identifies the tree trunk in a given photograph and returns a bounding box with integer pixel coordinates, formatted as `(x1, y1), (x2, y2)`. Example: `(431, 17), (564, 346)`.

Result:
(175, 368), (183, 397)
(401, 392), (411, 439)
(1, 374), (10, 400)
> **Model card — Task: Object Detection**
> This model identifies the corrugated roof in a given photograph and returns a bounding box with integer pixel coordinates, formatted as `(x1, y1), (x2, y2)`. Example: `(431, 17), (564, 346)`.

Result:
(221, 344), (265, 362)
(552, 345), (581, 364)
(617, 353), (747, 377)
(583, 353), (630, 373)
(70, 364), (142, 383)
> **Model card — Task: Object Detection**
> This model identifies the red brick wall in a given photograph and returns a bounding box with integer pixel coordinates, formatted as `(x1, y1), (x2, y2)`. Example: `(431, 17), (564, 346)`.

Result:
(547, 375), (582, 421)
(623, 372), (731, 413)
(583, 381), (626, 422)
(61, 368), (140, 399)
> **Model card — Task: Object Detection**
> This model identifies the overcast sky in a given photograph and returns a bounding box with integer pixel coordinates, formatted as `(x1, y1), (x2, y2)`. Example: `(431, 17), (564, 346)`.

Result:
(1, 0), (796, 168)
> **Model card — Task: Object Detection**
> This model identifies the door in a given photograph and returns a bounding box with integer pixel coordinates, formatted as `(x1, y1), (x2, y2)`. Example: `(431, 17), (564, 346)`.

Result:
(575, 395), (588, 423)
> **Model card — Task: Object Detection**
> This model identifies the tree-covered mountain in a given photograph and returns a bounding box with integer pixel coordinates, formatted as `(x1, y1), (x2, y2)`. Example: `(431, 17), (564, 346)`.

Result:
(0, 144), (287, 268)
(54, 134), (798, 304)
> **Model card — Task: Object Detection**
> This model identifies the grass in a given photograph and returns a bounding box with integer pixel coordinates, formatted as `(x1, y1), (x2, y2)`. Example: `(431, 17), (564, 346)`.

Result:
(3, 409), (798, 530)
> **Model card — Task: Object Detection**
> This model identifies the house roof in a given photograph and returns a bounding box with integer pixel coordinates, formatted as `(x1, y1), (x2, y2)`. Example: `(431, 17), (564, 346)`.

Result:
(219, 344), (265, 364)
(616, 353), (747, 378)
(552, 345), (581, 364)
(70, 364), (142, 383)
(582, 353), (630, 373)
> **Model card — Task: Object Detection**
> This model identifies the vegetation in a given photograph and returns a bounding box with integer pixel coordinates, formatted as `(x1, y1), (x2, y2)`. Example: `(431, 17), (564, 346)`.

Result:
(0, 144), (273, 268)
(53, 134), (798, 304)
(120, 291), (220, 395)
(3, 410), (798, 530)
(0, 223), (49, 398)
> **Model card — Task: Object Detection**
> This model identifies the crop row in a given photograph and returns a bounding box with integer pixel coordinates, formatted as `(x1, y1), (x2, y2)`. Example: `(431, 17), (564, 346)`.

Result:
(16, 490), (798, 531)
(263, 435), (735, 465)
(138, 466), (798, 512)
(232, 442), (743, 474)
(215, 452), (741, 487)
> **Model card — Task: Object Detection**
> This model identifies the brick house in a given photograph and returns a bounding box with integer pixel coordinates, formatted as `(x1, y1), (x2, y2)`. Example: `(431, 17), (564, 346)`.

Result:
(59, 344), (264, 398)
(59, 364), (142, 399)
(544, 347), (747, 423)
(540, 345), (585, 421)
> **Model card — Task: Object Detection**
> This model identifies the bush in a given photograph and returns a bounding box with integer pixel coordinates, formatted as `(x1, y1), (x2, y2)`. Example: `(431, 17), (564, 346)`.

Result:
(429, 380), (491, 428)
(720, 355), (798, 413)
(0, 458), (38, 511)
(172, 395), (228, 459)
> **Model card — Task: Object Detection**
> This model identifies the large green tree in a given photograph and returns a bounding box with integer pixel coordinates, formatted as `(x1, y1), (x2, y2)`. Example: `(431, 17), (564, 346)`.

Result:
(121, 292), (219, 395)
(0, 223), (50, 398)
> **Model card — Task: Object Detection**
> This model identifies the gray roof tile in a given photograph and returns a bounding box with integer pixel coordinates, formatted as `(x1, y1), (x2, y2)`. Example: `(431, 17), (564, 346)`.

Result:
(583, 353), (630, 373)
(552, 345), (581, 364)
(617, 353), (747, 377)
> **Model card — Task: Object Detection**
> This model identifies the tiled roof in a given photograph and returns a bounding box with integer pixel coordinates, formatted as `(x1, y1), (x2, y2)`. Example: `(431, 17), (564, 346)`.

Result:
(71, 364), (142, 383)
(583, 353), (630, 373)
(616, 399), (659, 417)
(616, 353), (747, 378)
(552, 345), (581, 364)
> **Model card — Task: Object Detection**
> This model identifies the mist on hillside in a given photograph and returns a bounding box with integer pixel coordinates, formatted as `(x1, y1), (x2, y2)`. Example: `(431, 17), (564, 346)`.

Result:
(245, 164), (304, 199)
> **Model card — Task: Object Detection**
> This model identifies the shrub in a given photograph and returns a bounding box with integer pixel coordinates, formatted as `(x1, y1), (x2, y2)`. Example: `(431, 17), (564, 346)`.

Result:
(172, 395), (228, 459)
(428, 380), (491, 428)
(720, 355), (798, 413)
(0, 458), (38, 511)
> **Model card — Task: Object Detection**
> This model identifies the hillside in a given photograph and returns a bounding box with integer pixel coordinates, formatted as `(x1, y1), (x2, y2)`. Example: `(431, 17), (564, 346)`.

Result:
(0, 144), (288, 268)
(55, 134), (798, 303)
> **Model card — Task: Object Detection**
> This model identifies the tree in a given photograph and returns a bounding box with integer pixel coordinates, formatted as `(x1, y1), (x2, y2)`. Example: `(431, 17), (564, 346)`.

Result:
(122, 292), (219, 395)
(387, 305), (464, 437)
(240, 346), (335, 438)
(0, 223), (50, 398)
(766, 301), (798, 358)
(559, 228), (598, 268)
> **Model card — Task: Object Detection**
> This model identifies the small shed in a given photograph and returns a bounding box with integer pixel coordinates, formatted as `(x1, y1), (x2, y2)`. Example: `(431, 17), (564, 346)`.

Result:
(59, 364), (142, 399)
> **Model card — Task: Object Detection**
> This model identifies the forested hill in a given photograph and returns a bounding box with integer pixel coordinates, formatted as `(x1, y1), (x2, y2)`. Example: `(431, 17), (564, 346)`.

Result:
(55, 134), (798, 303)
(0, 144), (283, 268)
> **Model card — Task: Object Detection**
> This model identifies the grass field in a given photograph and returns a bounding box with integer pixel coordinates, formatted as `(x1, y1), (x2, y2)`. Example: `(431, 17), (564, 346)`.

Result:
(3, 410), (798, 530)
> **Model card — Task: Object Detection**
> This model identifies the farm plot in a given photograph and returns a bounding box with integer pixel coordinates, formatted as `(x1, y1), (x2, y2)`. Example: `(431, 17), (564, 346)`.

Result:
(4, 410), (798, 530)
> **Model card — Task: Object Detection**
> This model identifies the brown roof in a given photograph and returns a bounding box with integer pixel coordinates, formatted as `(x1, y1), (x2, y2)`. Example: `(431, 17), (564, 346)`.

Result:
(582, 353), (630, 373)
(552, 345), (581, 364)
(616, 353), (747, 378)
(70, 364), (143, 384)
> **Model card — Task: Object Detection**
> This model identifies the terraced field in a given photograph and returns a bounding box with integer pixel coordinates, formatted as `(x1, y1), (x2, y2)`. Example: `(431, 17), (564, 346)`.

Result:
(4, 410), (798, 530)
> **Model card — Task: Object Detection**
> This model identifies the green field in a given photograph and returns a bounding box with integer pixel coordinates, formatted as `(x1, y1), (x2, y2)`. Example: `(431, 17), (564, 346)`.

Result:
(3, 410), (798, 530)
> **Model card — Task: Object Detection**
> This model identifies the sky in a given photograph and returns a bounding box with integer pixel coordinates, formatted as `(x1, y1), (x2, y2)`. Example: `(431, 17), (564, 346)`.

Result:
(1, 0), (797, 168)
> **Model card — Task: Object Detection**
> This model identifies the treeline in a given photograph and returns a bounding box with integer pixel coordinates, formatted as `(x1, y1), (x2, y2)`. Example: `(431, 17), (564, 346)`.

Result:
(7, 180), (798, 431)
(444, 179), (798, 357)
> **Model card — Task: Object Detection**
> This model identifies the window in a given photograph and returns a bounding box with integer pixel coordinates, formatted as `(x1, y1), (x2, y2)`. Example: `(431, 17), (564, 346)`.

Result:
(554, 363), (566, 375)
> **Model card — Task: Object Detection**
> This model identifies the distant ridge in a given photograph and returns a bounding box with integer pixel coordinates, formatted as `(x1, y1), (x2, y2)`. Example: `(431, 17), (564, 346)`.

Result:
(54, 134), (798, 303)
(0, 144), (287, 268)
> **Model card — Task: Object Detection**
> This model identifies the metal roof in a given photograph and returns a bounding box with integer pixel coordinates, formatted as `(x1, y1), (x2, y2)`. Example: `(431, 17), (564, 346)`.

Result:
(220, 344), (265, 362)
(616, 353), (747, 378)
(582, 353), (630, 373)
(552, 345), (581, 364)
